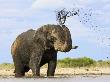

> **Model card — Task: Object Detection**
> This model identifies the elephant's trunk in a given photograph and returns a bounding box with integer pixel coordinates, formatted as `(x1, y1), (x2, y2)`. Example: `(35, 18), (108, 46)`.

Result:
(61, 41), (72, 52)
(61, 40), (78, 52)
(72, 45), (78, 49)
(61, 25), (72, 52)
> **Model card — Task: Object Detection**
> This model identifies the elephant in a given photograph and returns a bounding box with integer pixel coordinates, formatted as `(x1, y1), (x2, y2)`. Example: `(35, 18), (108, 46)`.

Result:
(11, 24), (78, 77)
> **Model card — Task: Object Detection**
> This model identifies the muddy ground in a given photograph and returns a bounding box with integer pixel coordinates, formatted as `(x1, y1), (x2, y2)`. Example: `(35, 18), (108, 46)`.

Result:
(0, 67), (110, 78)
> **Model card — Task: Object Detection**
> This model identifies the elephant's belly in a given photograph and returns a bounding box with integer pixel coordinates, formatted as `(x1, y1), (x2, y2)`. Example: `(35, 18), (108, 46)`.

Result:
(42, 49), (57, 61)
(42, 54), (51, 60)
(40, 50), (57, 67)
(42, 53), (55, 60)
(40, 59), (48, 67)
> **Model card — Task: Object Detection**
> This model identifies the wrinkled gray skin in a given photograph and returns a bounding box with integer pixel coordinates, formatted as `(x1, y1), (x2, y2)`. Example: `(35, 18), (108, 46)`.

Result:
(11, 24), (77, 77)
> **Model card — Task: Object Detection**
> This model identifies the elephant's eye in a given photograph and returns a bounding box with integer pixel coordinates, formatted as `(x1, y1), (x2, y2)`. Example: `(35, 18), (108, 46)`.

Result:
(51, 36), (56, 42)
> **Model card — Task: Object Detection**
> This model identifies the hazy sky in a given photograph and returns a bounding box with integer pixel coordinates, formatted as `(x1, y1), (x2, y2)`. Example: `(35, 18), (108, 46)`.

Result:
(0, 0), (110, 63)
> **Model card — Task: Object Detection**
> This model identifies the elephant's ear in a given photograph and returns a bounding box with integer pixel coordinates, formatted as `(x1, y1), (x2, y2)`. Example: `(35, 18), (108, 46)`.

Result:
(33, 30), (50, 50)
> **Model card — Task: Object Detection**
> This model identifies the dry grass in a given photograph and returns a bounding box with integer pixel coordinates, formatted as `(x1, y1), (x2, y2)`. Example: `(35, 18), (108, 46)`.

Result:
(0, 63), (110, 77)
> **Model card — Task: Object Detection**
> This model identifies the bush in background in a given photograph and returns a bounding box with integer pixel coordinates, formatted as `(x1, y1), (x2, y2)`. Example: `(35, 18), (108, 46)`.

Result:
(57, 57), (96, 68)
(0, 63), (14, 70)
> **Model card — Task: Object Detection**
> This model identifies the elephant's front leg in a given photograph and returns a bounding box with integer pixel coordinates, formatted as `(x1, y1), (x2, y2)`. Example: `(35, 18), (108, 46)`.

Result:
(47, 60), (57, 76)
(47, 51), (57, 76)
(29, 51), (43, 77)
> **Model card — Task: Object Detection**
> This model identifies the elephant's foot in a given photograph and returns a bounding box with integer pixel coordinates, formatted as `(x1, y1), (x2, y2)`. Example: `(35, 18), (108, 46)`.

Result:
(47, 73), (54, 77)
(47, 76), (54, 78)
(15, 73), (25, 78)
(33, 75), (40, 78)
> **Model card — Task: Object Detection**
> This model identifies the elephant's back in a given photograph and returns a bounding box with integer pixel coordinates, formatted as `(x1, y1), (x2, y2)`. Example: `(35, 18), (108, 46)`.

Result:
(17, 29), (35, 41)
(11, 29), (35, 56)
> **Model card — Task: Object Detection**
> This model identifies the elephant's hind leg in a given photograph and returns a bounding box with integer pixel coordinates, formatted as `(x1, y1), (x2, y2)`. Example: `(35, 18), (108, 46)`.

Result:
(14, 65), (25, 77)
(13, 55), (25, 77)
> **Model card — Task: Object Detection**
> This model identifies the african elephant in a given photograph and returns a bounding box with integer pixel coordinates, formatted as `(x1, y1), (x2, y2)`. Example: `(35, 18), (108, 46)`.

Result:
(11, 24), (78, 77)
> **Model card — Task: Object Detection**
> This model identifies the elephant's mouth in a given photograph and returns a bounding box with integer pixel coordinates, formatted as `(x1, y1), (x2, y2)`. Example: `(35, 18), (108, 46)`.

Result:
(55, 46), (78, 52)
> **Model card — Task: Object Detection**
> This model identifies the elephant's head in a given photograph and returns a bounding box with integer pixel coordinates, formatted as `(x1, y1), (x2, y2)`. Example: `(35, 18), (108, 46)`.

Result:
(50, 25), (77, 52)
(46, 25), (77, 52)
(34, 24), (78, 52)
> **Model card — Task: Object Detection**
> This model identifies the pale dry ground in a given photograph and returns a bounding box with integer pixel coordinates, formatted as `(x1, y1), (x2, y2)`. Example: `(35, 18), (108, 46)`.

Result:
(0, 67), (110, 77)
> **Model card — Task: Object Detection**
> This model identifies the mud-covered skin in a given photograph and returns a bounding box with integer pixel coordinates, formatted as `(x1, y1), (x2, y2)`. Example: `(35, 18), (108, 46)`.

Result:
(13, 48), (57, 77)
(11, 24), (73, 77)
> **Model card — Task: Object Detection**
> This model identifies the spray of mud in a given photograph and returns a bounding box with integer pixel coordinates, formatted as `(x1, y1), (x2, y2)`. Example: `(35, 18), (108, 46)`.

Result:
(55, 8), (110, 59)
(77, 8), (110, 60)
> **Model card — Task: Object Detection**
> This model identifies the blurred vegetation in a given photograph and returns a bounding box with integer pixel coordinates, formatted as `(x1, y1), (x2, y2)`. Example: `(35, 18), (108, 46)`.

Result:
(57, 57), (110, 68)
(57, 57), (96, 68)
(0, 57), (110, 70)
(96, 60), (110, 67)
(0, 63), (14, 70)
